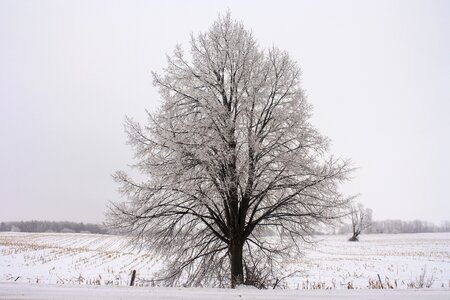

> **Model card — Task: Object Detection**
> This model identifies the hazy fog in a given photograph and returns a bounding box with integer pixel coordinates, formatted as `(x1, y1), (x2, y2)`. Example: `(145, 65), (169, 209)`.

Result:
(0, 0), (449, 223)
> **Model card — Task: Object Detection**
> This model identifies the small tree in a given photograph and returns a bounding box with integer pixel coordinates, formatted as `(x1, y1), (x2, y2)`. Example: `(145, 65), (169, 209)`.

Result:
(349, 203), (372, 241)
(108, 13), (353, 288)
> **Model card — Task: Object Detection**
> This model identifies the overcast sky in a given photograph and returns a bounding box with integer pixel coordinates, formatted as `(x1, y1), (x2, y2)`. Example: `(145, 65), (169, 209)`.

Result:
(0, 0), (449, 224)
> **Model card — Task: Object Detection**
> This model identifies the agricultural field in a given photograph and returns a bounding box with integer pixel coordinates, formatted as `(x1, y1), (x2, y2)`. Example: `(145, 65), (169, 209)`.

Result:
(0, 232), (449, 290)
(0, 232), (161, 286)
(287, 233), (450, 289)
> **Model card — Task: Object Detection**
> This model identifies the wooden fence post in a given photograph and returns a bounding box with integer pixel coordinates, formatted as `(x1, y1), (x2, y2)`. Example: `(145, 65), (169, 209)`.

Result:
(377, 274), (384, 289)
(130, 270), (136, 286)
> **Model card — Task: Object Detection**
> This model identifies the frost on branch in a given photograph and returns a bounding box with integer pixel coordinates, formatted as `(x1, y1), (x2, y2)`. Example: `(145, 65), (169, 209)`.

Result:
(107, 12), (353, 288)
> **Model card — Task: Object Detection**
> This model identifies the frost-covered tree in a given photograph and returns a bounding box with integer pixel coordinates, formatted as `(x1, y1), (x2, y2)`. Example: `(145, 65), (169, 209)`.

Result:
(348, 203), (372, 241)
(108, 13), (352, 288)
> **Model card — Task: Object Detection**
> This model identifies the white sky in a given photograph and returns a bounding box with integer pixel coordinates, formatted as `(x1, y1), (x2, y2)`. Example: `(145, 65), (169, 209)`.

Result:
(0, 0), (449, 224)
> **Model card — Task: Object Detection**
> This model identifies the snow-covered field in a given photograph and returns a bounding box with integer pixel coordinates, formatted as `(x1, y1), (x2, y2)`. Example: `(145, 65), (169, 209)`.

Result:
(0, 232), (161, 286)
(0, 232), (449, 298)
(288, 233), (450, 289)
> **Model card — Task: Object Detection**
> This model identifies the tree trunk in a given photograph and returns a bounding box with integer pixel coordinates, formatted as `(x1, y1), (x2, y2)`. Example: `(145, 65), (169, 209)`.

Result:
(348, 235), (359, 241)
(230, 239), (244, 288)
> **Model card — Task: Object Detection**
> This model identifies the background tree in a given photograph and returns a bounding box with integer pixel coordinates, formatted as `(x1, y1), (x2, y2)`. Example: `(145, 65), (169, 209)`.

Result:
(108, 13), (352, 288)
(348, 203), (372, 241)
(0, 221), (106, 234)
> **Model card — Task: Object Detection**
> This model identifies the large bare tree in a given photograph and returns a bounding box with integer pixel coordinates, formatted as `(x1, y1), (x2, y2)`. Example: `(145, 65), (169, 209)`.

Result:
(108, 13), (352, 288)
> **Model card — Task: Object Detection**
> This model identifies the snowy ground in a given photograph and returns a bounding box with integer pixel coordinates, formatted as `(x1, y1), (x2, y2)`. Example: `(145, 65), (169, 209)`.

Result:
(0, 232), (449, 292)
(287, 233), (450, 289)
(0, 232), (161, 286)
(1, 283), (449, 300)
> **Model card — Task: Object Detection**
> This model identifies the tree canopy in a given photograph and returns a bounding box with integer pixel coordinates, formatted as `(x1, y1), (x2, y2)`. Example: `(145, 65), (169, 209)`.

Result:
(108, 13), (352, 288)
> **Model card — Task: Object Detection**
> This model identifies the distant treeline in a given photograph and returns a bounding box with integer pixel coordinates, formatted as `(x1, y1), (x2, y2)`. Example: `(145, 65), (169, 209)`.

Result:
(0, 221), (108, 234)
(337, 219), (450, 235)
